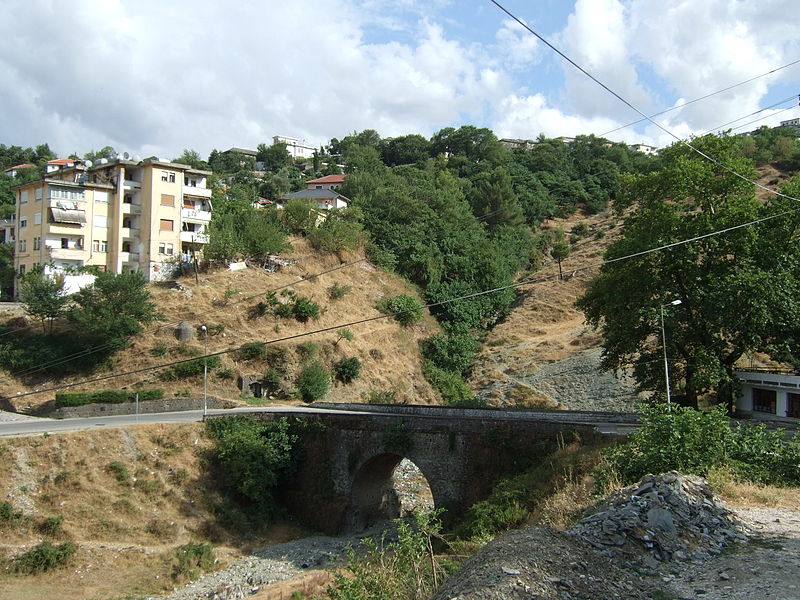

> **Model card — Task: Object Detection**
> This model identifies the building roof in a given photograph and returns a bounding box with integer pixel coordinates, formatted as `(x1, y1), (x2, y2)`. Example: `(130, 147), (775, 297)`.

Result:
(4, 163), (35, 172)
(277, 188), (350, 201)
(47, 158), (75, 165)
(223, 147), (258, 157)
(306, 174), (346, 185)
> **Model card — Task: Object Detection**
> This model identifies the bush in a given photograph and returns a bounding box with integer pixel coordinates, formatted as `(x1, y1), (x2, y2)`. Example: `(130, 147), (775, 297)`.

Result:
(174, 542), (215, 581)
(38, 515), (64, 536)
(292, 296), (320, 322)
(13, 541), (76, 574)
(296, 342), (317, 361)
(160, 356), (221, 380)
(205, 416), (298, 518)
(365, 389), (397, 404)
(328, 282), (351, 300)
(297, 362), (330, 402)
(422, 361), (475, 405)
(54, 388), (163, 408)
(151, 342), (169, 357)
(0, 500), (22, 525)
(236, 342), (268, 361)
(597, 403), (800, 488)
(376, 294), (423, 327)
(421, 333), (479, 376)
(334, 357), (361, 384)
(107, 461), (131, 485)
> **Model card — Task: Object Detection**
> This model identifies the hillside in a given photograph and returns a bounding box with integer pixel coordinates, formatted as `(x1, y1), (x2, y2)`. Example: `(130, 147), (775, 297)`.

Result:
(2, 238), (441, 413)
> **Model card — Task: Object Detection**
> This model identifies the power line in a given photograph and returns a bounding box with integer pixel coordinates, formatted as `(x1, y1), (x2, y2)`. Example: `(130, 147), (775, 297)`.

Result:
(599, 58), (800, 137)
(8, 200), (800, 402)
(487, 0), (800, 207)
(698, 94), (798, 136)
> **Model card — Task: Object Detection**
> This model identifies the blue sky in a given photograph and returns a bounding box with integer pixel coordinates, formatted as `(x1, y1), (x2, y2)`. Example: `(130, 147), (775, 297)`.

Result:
(1, 0), (798, 159)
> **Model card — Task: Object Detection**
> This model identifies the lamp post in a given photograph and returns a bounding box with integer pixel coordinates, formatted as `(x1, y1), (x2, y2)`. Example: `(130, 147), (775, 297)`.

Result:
(660, 300), (682, 404)
(200, 325), (208, 417)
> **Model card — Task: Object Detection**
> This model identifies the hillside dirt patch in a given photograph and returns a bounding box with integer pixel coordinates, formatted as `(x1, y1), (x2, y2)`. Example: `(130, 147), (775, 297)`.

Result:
(1, 238), (441, 412)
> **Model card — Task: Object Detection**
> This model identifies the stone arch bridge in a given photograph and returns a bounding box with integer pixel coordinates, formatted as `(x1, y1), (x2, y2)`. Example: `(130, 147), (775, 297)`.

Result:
(222, 404), (637, 534)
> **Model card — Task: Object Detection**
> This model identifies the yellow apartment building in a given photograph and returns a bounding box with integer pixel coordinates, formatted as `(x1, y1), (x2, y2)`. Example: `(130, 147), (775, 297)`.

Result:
(12, 156), (212, 296)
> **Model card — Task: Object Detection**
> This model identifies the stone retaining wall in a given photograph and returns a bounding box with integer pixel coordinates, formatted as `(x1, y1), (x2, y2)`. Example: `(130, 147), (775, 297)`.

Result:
(45, 396), (231, 419)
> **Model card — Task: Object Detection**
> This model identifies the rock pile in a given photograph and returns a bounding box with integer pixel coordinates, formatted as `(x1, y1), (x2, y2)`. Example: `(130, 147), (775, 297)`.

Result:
(567, 472), (748, 572)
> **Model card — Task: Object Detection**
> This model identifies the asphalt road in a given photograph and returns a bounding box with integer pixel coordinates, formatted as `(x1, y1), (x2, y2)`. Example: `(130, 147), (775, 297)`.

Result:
(0, 405), (376, 437)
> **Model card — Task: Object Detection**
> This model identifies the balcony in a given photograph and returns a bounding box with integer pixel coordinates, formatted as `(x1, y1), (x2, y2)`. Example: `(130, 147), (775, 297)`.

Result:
(121, 227), (140, 239)
(120, 251), (140, 263)
(180, 231), (209, 244)
(181, 208), (212, 222)
(182, 185), (211, 198)
(49, 198), (85, 210)
(122, 203), (142, 215)
(123, 179), (141, 190)
(47, 247), (86, 260)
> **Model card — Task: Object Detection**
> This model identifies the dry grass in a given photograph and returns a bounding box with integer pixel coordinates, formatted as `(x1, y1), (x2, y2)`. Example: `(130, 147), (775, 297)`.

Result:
(706, 466), (800, 509)
(0, 423), (312, 600)
(4, 238), (442, 412)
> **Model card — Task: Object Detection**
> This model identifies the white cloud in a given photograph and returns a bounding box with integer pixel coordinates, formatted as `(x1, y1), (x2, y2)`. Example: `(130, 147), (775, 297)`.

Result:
(495, 18), (543, 69)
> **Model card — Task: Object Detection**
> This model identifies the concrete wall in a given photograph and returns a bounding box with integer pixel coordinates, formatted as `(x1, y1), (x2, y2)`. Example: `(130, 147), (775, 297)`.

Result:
(46, 395), (230, 419)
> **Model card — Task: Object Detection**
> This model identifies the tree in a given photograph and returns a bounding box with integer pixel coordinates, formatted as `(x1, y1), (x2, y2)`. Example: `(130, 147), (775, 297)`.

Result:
(67, 271), (157, 350)
(550, 230), (570, 281)
(256, 141), (292, 172)
(83, 146), (116, 162)
(469, 167), (524, 229)
(0, 243), (14, 299)
(578, 134), (800, 406)
(173, 149), (209, 170)
(19, 272), (69, 333)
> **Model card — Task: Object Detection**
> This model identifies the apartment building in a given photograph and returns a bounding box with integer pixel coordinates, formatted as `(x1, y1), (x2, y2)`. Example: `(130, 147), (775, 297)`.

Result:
(12, 156), (212, 296)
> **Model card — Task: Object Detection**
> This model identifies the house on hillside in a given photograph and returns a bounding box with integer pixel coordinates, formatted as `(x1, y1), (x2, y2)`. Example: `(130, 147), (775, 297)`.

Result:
(0, 216), (14, 244)
(305, 174), (345, 190)
(629, 143), (658, 155)
(4, 163), (35, 177)
(273, 135), (316, 159)
(46, 158), (76, 173)
(499, 138), (536, 150)
(734, 369), (800, 422)
(276, 188), (349, 211)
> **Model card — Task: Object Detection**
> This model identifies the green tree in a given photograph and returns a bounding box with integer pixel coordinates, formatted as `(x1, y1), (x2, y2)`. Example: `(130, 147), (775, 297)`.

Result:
(256, 141), (292, 172)
(0, 243), (14, 299)
(297, 361), (330, 402)
(470, 167), (524, 229)
(578, 134), (800, 406)
(19, 271), (69, 333)
(67, 271), (157, 350)
(83, 146), (116, 162)
(173, 149), (209, 170)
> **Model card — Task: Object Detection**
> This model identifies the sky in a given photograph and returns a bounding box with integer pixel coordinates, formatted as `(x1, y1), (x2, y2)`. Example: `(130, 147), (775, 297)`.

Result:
(1, 0), (798, 160)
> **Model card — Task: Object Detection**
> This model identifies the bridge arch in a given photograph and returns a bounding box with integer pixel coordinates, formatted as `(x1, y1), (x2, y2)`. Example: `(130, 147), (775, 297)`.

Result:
(342, 451), (437, 533)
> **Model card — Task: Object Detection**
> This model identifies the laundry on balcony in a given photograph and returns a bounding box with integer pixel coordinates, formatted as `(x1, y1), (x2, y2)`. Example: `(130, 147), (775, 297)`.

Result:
(50, 208), (87, 224)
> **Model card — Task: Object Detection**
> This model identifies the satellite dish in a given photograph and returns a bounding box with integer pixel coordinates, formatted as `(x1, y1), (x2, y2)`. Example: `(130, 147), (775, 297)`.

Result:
(99, 158), (109, 164)
(122, 152), (130, 160)
(133, 155), (141, 162)
(84, 160), (93, 167)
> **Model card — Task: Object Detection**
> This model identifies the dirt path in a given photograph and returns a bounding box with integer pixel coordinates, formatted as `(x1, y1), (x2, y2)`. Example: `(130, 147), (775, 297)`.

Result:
(665, 507), (800, 600)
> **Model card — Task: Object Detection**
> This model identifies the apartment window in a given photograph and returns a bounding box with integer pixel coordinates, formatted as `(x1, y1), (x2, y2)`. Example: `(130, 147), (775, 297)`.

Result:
(161, 170), (176, 183)
(19, 190), (28, 204)
(93, 240), (100, 252)
(35, 188), (42, 201)
(18, 264), (25, 275)
(19, 239), (26, 252)
(122, 217), (132, 228)
(19, 217), (27, 228)
(185, 177), (197, 187)
(160, 219), (173, 231)
(95, 191), (109, 203)
(170, 172), (176, 183)
(33, 237), (40, 250)
(752, 388), (776, 414)
(161, 194), (175, 207)
(61, 238), (69, 249)
(122, 241), (132, 252)
(101, 240), (108, 252)
(34, 212), (41, 225)
(315, 185), (323, 189)
(183, 198), (196, 209)
(159, 242), (174, 255)
(32, 262), (39, 270)
(787, 393), (800, 418)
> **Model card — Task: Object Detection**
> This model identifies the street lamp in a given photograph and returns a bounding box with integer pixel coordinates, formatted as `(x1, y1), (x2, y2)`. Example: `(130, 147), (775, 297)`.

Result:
(660, 299), (682, 404)
(200, 325), (208, 417)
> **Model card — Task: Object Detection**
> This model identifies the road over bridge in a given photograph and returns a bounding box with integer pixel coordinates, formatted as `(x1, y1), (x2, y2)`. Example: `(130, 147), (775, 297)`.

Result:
(224, 403), (639, 534)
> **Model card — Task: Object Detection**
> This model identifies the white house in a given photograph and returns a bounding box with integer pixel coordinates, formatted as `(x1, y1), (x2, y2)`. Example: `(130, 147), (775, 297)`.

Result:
(276, 188), (349, 211)
(735, 369), (800, 422)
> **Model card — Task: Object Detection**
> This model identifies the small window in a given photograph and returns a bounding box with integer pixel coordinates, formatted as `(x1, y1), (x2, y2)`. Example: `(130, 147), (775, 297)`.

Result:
(752, 388), (776, 414)
(18, 264), (25, 275)
(169, 172), (176, 183)
(19, 190), (28, 204)
(166, 243), (174, 255)
(315, 185), (323, 189)
(93, 240), (100, 252)
(122, 241), (132, 253)
(61, 238), (69, 249)
(158, 242), (166, 254)
(34, 212), (41, 225)
(161, 170), (169, 182)
(160, 219), (173, 231)
(100, 240), (108, 252)
(19, 217), (27, 228)
(35, 188), (42, 201)
(161, 194), (175, 206)
(19, 239), (26, 252)
(33, 237), (40, 250)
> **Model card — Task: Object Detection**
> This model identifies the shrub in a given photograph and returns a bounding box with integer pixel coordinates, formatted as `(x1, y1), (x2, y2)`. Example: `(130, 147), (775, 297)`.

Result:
(328, 282), (351, 300)
(216, 368), (235, 380)
(13, 541), (76, 574)
(296, 342), (317, 361)
(160, 356), (221, 380)
(174, 542), (215, 581)
(151, 342), (169, 357)
(422, 361), (475, 405)
(334, 357), (361, 384)
(297, 362), (330, 402)
(107, 461), (131, 485)
(377, 294), (423, 327)
(597, 403), (800, 488)
(365, 389), (397, 404)
(38, 515), (64, 536)
(292, 296), (320, 322)
(54, 388), (163, 408)
(0, 501), (22, 525)
(236, 342), (268, 361)
(421, 333), (479, 376)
